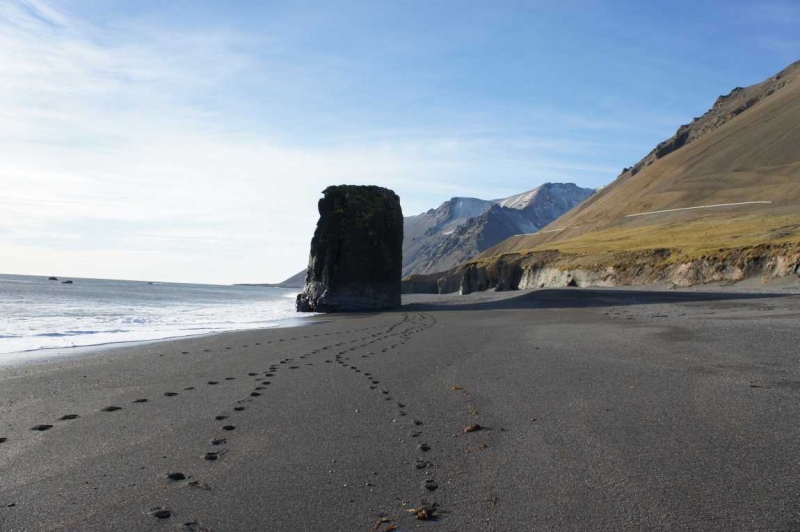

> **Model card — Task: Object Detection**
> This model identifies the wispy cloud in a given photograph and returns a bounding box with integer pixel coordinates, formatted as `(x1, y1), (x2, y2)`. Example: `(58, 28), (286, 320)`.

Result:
(0, 1), (680, 283)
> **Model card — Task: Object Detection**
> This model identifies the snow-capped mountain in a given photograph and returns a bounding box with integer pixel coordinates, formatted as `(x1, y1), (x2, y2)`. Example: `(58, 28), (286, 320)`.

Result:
(402, 183), (595, 276)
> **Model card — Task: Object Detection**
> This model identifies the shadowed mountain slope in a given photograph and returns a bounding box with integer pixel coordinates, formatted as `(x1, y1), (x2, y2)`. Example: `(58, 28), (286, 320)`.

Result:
(403, 183), (594, 276)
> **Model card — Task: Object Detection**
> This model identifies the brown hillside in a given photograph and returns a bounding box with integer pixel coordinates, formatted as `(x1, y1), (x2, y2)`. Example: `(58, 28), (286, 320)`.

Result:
(481, 60), (800, 259)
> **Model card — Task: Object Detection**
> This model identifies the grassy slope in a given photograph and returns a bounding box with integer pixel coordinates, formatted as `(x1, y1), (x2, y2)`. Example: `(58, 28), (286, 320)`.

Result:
(479, 63), (800, 265)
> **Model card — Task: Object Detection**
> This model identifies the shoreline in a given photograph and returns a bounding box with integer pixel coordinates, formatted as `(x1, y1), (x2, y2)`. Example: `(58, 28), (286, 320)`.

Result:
(0, 315), (320, 367)
(5, 279), (798, 367)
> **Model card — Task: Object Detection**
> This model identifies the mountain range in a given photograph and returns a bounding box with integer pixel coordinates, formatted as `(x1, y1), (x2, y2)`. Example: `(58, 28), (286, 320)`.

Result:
(402, 183), (594, 276)
(405, 59), (800, 293)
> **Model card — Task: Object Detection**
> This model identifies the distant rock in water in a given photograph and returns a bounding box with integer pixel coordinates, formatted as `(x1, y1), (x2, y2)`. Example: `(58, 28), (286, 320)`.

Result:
(61, 280), (73, 284)
(48, 276), (58, 281)
(297, 185), (403, 313)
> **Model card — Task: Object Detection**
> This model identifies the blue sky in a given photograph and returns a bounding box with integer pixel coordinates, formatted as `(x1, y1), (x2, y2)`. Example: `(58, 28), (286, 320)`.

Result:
(1, 0), (798, 284)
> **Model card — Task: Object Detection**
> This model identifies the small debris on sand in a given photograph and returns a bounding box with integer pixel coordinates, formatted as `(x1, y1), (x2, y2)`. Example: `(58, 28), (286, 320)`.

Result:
(373, 516), (397, 531)
(462, 423), (483, 433)
(466, 443), (489, 454)
(406, 502), (438, 520)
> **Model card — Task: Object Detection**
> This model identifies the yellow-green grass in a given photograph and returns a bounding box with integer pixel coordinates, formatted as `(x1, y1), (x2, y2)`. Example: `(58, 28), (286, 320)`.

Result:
(476, 213), (800, 272)
(534, 214), (798, 253)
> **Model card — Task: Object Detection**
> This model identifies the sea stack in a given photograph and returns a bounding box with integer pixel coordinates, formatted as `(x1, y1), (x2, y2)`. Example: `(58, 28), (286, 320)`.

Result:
(297, 185), (403, 313)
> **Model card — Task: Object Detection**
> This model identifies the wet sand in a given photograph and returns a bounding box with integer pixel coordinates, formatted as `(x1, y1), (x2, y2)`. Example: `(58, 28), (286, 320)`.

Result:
(1, 287), (799, 531)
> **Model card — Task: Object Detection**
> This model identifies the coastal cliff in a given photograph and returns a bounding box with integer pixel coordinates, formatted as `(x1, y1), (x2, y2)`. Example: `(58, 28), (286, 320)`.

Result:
(297, 185), (403, 312)
(403, 243), (800, 294)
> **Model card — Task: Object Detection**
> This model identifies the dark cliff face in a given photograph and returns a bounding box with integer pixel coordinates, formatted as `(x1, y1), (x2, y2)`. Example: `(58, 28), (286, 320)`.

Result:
(297, 185), (403, 313)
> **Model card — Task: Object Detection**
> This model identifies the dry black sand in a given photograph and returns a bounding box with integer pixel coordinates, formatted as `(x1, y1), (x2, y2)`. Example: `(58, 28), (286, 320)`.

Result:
(1, 287), (799, 531)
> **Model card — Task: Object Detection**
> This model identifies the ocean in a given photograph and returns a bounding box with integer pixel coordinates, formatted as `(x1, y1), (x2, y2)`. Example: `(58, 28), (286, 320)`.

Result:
(0, 274), (302, 362)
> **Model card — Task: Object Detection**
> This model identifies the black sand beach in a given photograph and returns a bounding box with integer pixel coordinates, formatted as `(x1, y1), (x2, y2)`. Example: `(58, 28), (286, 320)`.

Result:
(1, 287), (799, 531)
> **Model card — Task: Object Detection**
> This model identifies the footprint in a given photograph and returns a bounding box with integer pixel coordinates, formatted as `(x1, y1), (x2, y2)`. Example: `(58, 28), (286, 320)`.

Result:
(181, 520), (212, 532)
(248, 373), (258, 376)
(58, 414), (80, 421)
(164, 392), (179, 397)
(150, 507), (172, 519)
(133, 399), (148, 404)
(222, 425), (236, 431)
(233, 406), (245, 412)
(203, 451), (226, 461)
(207, 381), (219, 385)
(101, 406), (122, 412)
(184, 387), (195, 391)
(424, 479), (439, 491)
(215, 415), (228, 421)
(418, 443), (431, 452)
(250, 392), (261, 397)
(225, 377), (235, 381)
(31, 424), (53, 431)
(211, 438), (227, 446)
(166, 472), (187, 481)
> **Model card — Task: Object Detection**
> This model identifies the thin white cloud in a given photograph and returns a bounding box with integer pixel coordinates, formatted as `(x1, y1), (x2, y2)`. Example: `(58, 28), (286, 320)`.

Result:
(0, 0), (633, 283)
